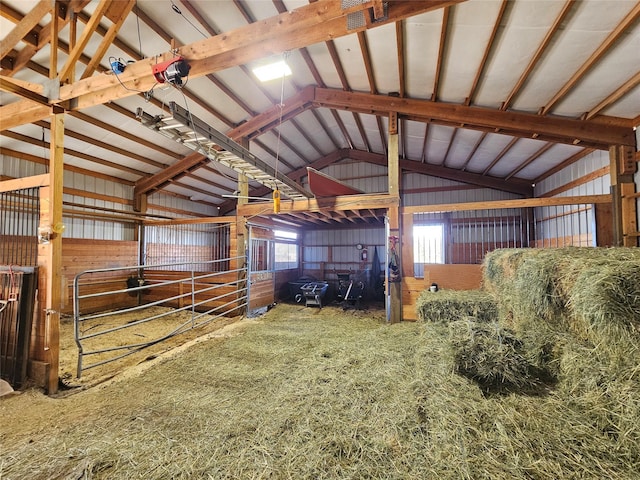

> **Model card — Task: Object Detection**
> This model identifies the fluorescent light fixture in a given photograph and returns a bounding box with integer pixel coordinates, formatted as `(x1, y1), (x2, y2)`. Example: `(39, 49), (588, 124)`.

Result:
(253, 60), (292, 82)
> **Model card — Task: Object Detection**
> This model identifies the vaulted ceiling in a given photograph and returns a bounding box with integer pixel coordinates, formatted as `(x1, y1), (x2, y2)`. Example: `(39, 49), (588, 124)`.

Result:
(1, 0), (638, 224)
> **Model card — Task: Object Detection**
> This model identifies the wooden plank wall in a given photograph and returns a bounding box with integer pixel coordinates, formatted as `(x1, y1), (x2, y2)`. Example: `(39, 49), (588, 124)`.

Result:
(249, 271), (275, 310)
(275, 269), (301, 301)
(144, 270), (241, 314)
(533, 233), (593, 248)
(402, 264), (484, 321)
(61, 238), (139, 314)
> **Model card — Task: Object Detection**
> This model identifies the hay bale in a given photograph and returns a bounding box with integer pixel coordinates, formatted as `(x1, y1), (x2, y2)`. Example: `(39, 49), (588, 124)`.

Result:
(416, 289), (498, 323)
(566, 259), (640, 340)
(552, 334), (640, 449)
(449, 320), (540, 393)
(483, 247), (640, 334)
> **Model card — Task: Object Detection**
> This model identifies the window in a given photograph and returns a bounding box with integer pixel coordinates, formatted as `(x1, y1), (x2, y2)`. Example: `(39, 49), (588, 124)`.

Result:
(251, 235), (299, 272)
(413, 224), (445, 277)
(274, 229), (297, 240)
(274, 242), (298, 270)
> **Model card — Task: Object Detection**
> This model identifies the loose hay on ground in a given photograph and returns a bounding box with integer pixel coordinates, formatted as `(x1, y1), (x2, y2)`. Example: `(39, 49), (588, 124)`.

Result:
(58, 306), (240, 387)
(2, 303), (639, 479)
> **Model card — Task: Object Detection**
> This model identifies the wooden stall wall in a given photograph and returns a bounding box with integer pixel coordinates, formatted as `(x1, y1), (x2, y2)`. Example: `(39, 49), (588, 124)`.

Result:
(142, 270), (241, 314)
(275, 269), (301, 302)
(141, 219), (241, 315)
(61, 238), (139, 315)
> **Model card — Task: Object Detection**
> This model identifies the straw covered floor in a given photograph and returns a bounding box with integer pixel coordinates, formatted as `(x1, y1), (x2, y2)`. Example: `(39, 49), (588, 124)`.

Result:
(2, 300), (638, 479)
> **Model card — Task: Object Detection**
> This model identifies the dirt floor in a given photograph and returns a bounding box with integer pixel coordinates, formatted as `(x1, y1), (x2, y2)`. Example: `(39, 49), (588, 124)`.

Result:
(1, 302), (638, 479)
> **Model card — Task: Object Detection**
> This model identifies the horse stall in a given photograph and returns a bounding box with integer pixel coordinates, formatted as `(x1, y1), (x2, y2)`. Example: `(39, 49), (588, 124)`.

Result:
(69, 218), (246, 383)
(247, 223), (302, 315)
(400, 194), (611, 320)
(0, 186), (40, 392)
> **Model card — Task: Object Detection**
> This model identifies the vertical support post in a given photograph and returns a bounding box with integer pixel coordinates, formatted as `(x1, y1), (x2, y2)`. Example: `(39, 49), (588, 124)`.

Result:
(37, 109), (64, 394)
(387, 112), (402, 323)
(237, 138), (250, 315)
(609, 145), (638, 246)
(50, 1), (59, 77)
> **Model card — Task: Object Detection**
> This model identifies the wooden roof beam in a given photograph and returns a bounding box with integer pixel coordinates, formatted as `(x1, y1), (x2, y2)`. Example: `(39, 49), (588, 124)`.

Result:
(134, 152), (206, 198)
(333, 209), (357, 223)
(465, 0), (509, 106)
(482, 138), (519, 176)
(534, 147), (595, 184)
(0, 0), (52, 61)
(286, 211), (323, 225)
(432, 6), (451, 101)
(584, 71), (640, 120)
(58, 0), (111, 84)
(540, 2), (640, 116)
(232, 86), (635, 149)
(312, 88), (635, 148)
(80, 0), (136, 80)
(0, 75), (49, 105)
(346, 148), (533, 196)
(237, 193), (399, 217)
(505, 142), (555, 180)
(501, 0), (576, 111)
(229, 86), (315, 140)
(1, 0), (464, 130)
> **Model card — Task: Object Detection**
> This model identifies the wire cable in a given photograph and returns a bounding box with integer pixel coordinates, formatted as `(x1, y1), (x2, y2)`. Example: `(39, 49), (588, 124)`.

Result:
(170, 0), (208, 39)
(273, 51), (291, 192)
(109, 56), (153, 95)
(134, 0), (144, 58)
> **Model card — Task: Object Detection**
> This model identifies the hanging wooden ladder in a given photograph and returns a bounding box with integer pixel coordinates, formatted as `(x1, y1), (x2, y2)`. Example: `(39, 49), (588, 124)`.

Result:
(136, 102), (312, 201)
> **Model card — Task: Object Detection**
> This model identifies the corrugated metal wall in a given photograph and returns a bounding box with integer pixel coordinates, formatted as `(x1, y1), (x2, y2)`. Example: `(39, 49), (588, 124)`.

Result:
(303, 228), (385, 274)
(403, 173), (521, 206)
(534, 149), (611, 247)
(535, 149), (610, 197)
(147, 191), (217, 218)
(307, 161), (388, 194)
(1, 153), (218, 242)
(63, 171), (136, 240)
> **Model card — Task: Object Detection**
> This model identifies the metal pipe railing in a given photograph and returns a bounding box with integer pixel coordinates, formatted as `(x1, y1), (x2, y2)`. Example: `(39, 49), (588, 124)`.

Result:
(74, 257), (247, 377)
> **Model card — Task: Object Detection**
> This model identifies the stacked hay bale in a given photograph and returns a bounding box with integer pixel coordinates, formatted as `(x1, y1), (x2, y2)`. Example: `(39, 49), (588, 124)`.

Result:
(417, 247), (640, 451)
(416, 287), (540, 393)
(416, 289), (498, 323)
(482, 247), (640, 453)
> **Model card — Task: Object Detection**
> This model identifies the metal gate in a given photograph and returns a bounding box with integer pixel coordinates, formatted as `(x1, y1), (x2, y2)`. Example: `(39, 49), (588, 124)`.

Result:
(73, 257), (247, 377)
(247, 225), (277, 316)
(0, 266), (37, 388)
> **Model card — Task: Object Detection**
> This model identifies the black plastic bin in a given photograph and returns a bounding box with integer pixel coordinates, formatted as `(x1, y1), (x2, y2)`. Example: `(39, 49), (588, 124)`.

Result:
(288, 276), (317, 303)
(301, 282), (329, 308)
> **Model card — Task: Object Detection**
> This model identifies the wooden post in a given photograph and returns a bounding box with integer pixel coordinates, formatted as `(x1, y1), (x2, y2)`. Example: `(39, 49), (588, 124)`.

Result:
(36, 110), (64, 394)
(387, 112), (402, 323)
(237, 138), (250, 315)
(609, 145), (638, 246)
